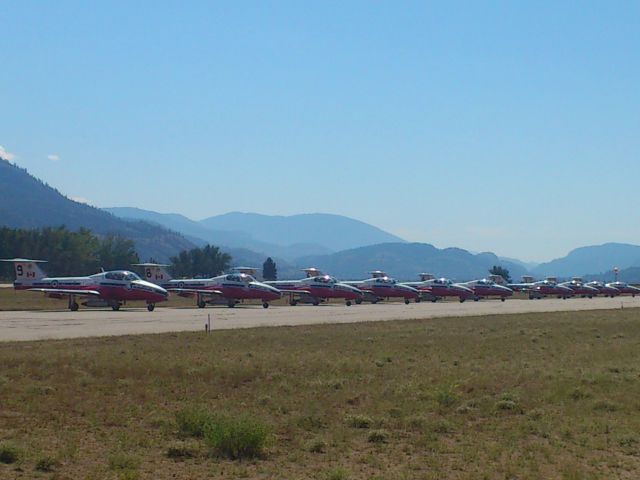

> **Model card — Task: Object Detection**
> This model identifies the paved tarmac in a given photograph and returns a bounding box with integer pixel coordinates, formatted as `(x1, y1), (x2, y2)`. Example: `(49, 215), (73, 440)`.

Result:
(0, 296), (638, 342)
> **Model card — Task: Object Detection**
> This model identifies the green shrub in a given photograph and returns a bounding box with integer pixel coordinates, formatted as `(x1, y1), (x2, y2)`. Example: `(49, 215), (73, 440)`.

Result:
(308, 438), (327, 453)
(496, 400), (518, 411)
(326, 467), (349, 480)
(204, 414), (268, 460)
(35, 455), (58, 472)
(435, 385), (458, 407)
(175, 406), (212, 438)
(0, 443), (20, 464)
(593, 400), (618, 412)
(108, 451), (140, 471)
(345, 414), (372, 429)
(166, 442), (197, 460)
(367, 430), (388, 444)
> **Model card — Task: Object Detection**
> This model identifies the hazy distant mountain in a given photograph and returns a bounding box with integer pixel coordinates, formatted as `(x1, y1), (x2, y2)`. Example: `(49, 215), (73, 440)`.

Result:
(499, 256), (539, 271)
(584, 266), (640, 283)
(532, 243), (640, 278)
(296, 242), (527, 281)
(0, 159), (195, 262)
(200, 212), (406, 252)
(106, 208), (404, 260)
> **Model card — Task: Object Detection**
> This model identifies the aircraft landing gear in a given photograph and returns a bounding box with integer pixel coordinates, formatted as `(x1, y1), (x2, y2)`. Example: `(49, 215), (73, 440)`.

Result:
(346, 300), (352, 306)
(147, 304), (155, 312)
(112, 304), (121, 311)
(197, 294), (206, 308)
(473, 297), (480, 302)
(459, 298), (466, 303)
(501, 297), (506, 302)
(289, 299), (298, 306)
(68, 295), (79, 311)
(262, 302), (269, 309)
(227, 299), (236, 308)
(404, 298), (410, 305)
(355, 298), (362, 305)
(312, 300), (320, 306)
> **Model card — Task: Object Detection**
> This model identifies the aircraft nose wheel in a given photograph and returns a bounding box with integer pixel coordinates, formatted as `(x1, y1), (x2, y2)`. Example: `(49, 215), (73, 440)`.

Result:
(404, 299), (410, 305)
(70, 302), (79, 312)
(197, 300), (206, 308)
(112, 304), (120, 311)
(147, 304), (155, 312)
(501, 298), (506, 302)
(262, 302), (269, 309)
(346, 300), (352, 306)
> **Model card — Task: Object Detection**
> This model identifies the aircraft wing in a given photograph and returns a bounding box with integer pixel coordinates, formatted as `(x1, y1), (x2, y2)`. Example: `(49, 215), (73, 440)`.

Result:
(28, 288), (102, 297)
(166, 288), (224, 296)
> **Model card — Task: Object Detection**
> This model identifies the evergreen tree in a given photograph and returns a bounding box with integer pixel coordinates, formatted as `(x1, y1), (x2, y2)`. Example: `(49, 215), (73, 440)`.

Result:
(262, 257), (277, 281)
(169, 244), (231, 278)
(489, 265), (511, 283)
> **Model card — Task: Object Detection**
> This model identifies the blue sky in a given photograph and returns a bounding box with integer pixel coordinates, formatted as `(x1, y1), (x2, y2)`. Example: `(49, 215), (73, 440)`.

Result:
(1, 1), (638, 262)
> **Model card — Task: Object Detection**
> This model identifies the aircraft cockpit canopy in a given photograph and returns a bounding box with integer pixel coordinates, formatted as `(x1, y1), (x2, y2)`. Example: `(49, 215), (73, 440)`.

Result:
(226, 274), (254, 283)
(105, 271), (141, 281)
(434, 278), (452, 285)
(313, 275), (336, 284)
(375, 277), (396, 284)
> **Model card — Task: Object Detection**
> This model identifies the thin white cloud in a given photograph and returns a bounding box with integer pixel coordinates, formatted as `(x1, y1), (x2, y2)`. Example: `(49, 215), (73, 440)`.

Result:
(47, 154), (60, 161)
(0, 145), (16, 162)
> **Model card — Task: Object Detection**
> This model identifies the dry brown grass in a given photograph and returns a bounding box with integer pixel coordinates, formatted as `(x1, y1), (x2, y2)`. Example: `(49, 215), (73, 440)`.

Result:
(1, 309), (640, 478)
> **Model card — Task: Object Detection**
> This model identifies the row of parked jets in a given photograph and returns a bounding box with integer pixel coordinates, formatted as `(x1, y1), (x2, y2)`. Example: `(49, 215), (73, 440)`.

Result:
(1, 258), (638, 312)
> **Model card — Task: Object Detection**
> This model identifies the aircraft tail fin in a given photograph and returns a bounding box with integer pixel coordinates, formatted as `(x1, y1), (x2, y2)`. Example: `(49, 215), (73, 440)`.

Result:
(132, 263), (172, 283)
(0, 258), (48, 281)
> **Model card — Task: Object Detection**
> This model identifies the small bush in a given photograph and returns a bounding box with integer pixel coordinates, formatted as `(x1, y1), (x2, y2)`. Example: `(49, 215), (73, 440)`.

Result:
(0, 443), (20, 464)
(297, 414), (326, 431)
(176, 406), (212, 438)
(435, 386), (458, 407)
(166, 442), (197, 460)
(326, 467), (349, 480)
(35, 456), (58, 472)
(431, 419), (453, 434)
(496, 400), (519, 411)
(593, 400), (618, 412)
(367, 430), (388, 444)
(345, 414), (372, 429)
(308, 438), (327, 453)
(570, 388), (590, 400)
(108, 452), (140, 471)
(204, 414), (268, 460)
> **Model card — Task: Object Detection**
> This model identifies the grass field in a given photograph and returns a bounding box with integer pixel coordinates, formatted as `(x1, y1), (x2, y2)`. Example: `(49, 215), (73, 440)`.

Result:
(1, 309), (640, 479)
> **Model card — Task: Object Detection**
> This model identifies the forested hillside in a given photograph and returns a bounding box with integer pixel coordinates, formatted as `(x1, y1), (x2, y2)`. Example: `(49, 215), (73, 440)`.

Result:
(0, 159), (194, 261)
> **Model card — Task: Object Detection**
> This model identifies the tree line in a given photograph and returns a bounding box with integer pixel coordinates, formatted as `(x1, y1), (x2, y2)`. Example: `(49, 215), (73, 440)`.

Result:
(0, 226), (246, 281)
(0, 226), (139, 279)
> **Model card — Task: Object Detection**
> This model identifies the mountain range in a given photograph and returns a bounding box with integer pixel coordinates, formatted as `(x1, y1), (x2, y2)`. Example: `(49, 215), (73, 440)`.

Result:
(1, 157), (638, 281)
(104, 207), (404, 261)
(296, 243), (528, 281)
(532, 243), (640, 278)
